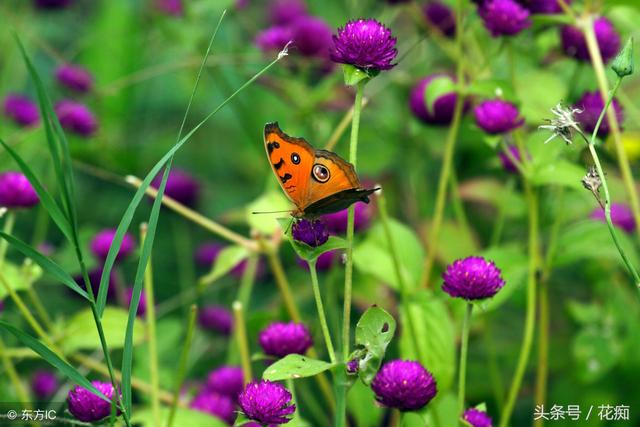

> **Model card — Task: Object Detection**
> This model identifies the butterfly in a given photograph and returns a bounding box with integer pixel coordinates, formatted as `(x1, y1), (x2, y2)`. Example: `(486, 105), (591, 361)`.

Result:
(264, 122), (378, 218)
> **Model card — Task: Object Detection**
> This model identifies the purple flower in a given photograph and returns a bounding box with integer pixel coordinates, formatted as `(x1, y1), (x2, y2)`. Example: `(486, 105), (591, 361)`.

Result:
(442, 256), (505, 300)
(55, 64), (93, 93)
(346, 359), (359, 374)
(528, 0), (570, 14)
(560, 17), (620, 63)
(322, 202), (372, 234)
(479, 0), (531, 37)
(292, 16), (332, 58)
(259, 321), (313, 358)
(268, 0), (307, 26)
(371, 360), (437, 411)
(573, 91), (623, 138)
(67, 381), (117, 422)
(198, 305), (234, 335)
(255, 26), (293, 53)
(292, 219), (329, 247)
(90, 228), (136, 261)
(424, 2), (456, 38)
(464, 408), (494, 427)
(591, 203), (636, 234)
(190, 392), (236, 424)
(31, 370), (58, 399)
(0, 171), (39, 209)
(474, 99), (523, 134)
(239, 380), (296, 424)
(330, 19), (398, 71)
(206, 366), (244, 400)
(34, 0), (72, 9)
(125, 288), (146, 317)
(409, 74), (462, 125)
(3, 94), (39, 127)
(156, 0), (183, 16)
(499, 144), (528, 174)
(55, 100), (98, 137)
(151, 169), (200, 208)
(297, 250), (336, 271)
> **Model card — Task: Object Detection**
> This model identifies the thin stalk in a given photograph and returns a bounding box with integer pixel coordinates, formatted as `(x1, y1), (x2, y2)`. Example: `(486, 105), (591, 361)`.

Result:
(237, 253), (259, 311)
(0, 211), (16, 264)
(308, 259), (336, 363)
(232, 301), (253, 384)
(449, 169), (473, 241)
(26, 287), (54, 329)
(458, 303), (473, 415)
(0, 337), (30, 405)
(262, 242), (301, 322)
(490, 178), (515, 246)
(533, 279), (549, 427)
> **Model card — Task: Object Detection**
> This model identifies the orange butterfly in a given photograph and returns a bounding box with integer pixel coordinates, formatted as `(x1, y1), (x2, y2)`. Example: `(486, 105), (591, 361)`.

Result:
(264, 122), (378, 218)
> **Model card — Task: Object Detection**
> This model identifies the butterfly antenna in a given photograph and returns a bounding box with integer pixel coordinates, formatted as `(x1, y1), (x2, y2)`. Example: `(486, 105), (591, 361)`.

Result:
(251, 209), (292, 215)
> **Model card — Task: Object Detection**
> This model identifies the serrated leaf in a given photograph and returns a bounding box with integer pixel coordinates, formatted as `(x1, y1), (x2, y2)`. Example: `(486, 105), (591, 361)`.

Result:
(262, 354), (334, 381)
(354, 306), (396, 385)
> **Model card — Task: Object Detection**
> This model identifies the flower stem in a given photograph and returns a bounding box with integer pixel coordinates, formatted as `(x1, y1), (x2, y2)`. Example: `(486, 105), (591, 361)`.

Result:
(308, 259), (336, 364)
(458, 303), (473, 415)
(262, 242), (302, 322)
(232, 301), (253, 386)
(533, 279), (549, 427)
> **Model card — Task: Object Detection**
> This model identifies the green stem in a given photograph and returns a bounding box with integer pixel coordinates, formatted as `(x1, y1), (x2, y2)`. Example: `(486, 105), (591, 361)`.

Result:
(308, 259), (336, 363)
(533, 279), (549, 427)
(232, 301), (253, 385)
(490, 177), (515, 247)
(237, 254), (259, 310)
(262, 242), (301, 322)
(458, 303), (473, 416)
(483, 317), (505, 410)
(449, 169), (473, 241)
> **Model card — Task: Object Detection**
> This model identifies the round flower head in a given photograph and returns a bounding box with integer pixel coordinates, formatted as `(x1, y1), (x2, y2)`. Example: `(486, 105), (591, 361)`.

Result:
(90, 228), (136, 261)
(499, 144), (528, 174)
(330, 19), (398, 71)
(442, 256), (505, 300)
(528, 0), (570, 14)
(474, 99), (523, 134)
(125, 288), (146, 317)
(292, 219), (329, 247)
(424, 2), (456, 38)
(3, 94), (39, 127)
(409, 75), (463, 125)
(239, 380), (296, 424)
(322, 202), (372, 234)
(55, 64), (93, 93)
(346, 359), (359, 374)
(256, 26), (294, 53)
(190, 391), (236, 424)
(198, 305), (234, 335)
(268, 0), (307, 26)
(560, 17), (620, 63)
(0, 171), (39, 209)
(206, 366), (244, 400)
(292, 16), (332, 58)
(55, 100), (98, 137)
(67, 381), (117, 422)
(464, 408), (494, 427)
(591, 203), (636, 234)
(259, 321), (313, 358)
(297, 250), (336, 271)
(156, 0), (183, 16)
(479, 0), (530, 37)
(34, 0), (72, 9)
(151, 169), (200, 208)
(31, 370), (58, 399)
(573, 91), (623, 138)
(371, 360), (437, 411)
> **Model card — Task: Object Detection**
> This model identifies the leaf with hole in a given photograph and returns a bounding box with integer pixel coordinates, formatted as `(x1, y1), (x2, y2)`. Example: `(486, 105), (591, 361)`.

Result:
(353, 306), (396, 385)
(262, 354), (334, 381)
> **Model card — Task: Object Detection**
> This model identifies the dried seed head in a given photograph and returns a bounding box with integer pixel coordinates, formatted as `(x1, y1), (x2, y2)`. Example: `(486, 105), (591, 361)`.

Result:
(539, 102), (583, 145)
(581, 166), (602, 192)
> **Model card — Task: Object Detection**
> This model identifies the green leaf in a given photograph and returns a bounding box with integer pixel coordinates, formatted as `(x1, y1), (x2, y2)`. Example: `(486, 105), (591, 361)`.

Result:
(132, 406), (227, 427)
(566, 300), (603, 325)
(529, 159), (585, 189)
(424, 76), (456, 116)
(353, 306), (397, 385)
(0, 232), (88, 300)
(347, 380), (383, 427)
(0, 261), (42, 300)
(199, 245), (249, 288)
(478, 244), (528, 312)
(354, 220), (424, 292)
(465, 79), (517, 102)
(262, 354), (334, 381)
(278, 218), (348, 262)
(62, 307), (146, 354)
(573, 327), (621, 383)
(247, 191), (291, 234)
(342, 64), (372, 86)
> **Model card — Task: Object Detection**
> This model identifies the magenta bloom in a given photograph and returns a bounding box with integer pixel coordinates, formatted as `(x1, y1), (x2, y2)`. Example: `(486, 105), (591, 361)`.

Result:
(528, 0), (570, 14)
(330, 19), (398, 71)
(3, 94), (39, 127)
(255, 26), (293, 53)
(206, 366), (244, 400)
(371, 360), (437, 411)
(0, 171), (39, 209)
(424, 2), (456, 37)
(268, 0), (307, 26)
(156, 0), (183, 16)
(55, 64), (93, 93)
(464, 408), (494, 427)
(442, 256), (505, 300)
(239, 380), (296, 424)
(34, 0), (72, 9)
(125, 288), (146, 317)
(190, 392), (236, 424)
(409, 74), (462, 125)
(297, 250), (336, 271)
(67, 381), (117, 422)
(573, 91), (623, 138)
(591, 203), (636, 234)
(31, 370), (58, 399)
(322, 202), (372, 234)
(151, 169), (200, 208)
(499, 144), (528, 174)
(292, 219), (329, 247)
(55, 100), (98, 137)
(292, 16), (332, 58)
(479, 0), (530, 37)
(90, 228), (136, 261)
(560, 17), (620, 63)
(198, 305), (234, 335)
(474, 99), (523, 134)
(259, 321), (313, 358)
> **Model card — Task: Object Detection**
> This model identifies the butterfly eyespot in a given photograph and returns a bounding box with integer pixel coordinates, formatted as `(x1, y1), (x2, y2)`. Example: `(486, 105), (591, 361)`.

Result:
(312, 164), (330, 183)
(291, 153), (301, 164)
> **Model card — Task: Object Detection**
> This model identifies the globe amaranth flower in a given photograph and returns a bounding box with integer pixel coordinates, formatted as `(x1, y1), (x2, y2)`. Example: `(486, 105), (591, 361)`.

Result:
(291, 16), (332, 58)
(3, 94), (39, 127)
(591, 203), (636, 234)
(206, 366), (244, 400)
(560, 17), (620, 63)
(198, 305), (234, 335)
(424, 2), (456, 38)
(479, 0), (531, 37)
(156, 0), (183, 16)
(371, 360), (437, 411)
(330, 19), (398, 71)
(55, 64), (93, 93)
(442, 256), (505, 300)
(256, 26), (294, 53)
(55, 100), (98, 137)
(239, 380), (296, 424)
(268, 0), (307, 26)
(190, 392), (236, 424)
(346, 359), (359, 374)
(573, 91), (623, 138)
(464, 408), (494, 427)
(151, 169), (200, 208)
(409, 74), (464, 125)
(67, 381), (118, 423)
(474, 99), (524, 134)
(499, 144), (529, 174)
(0, 171), (39, 209)
(125, 288), (146, 317)
(90, 228), (136, 261)
(34, 0), (72, 9)
(322, 202), (372, 234)
(259, 321), (313, 358)
(292, 219), (329, 247)
(31, 370), (58, 399)
(528, 0), (570, 14)
(296, 250), (336, 271)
